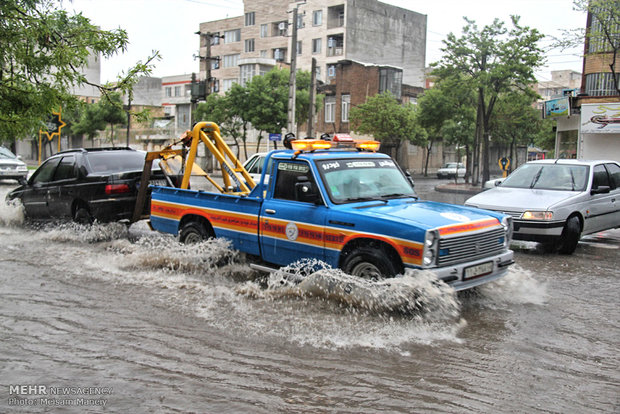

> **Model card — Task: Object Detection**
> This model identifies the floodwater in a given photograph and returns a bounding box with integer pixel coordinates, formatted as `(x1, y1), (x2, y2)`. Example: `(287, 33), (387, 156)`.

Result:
(0, 184), (618, 413)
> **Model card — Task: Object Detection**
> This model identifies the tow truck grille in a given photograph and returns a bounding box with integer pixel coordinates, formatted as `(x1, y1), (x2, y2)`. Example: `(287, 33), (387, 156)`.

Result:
(437, 227), (506, 266)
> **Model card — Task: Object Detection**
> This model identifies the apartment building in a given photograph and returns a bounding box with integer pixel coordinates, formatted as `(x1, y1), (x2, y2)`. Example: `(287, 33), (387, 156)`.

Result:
(197, 0), (427, 94)
(553, 6), (620, 161)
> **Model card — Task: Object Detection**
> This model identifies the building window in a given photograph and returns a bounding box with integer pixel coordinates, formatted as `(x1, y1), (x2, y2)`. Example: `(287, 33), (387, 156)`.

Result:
(327, 35), (343, 57)
(325, 97), (336, 123)
(296, 40), (302, 55)
(240, 64), (256, 86)
(222, 54), (240, 68)
(222, 79), (236, 92)
(273, 48), (286, 61)
(165, 87), (172, 97)
(313, 10), (323, 26)
(379, 68), (402, 99)
(585, 72), (620, 96)
(260, 49), (268, 58)
(312, 38), (322, 54)
(341, 94), (350, 122)
(296, 13), (304, 29)
(260, 24), (268, 38)
(224, 29), (241, 43)
(245, 12), (255, 26)
(245, 38), (255, 53)
(259, 64), (271, 76)
(174, 86), (181, 97)
(327, 64), (336, 79)
(274, 21), (287, 36)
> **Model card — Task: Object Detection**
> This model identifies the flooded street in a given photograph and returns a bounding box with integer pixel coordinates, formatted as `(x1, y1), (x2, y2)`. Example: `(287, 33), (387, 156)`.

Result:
(1, 182), (618, 413)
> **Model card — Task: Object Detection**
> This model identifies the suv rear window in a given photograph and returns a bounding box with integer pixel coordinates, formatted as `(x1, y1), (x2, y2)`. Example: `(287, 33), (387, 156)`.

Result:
(85, 151), (146, 174)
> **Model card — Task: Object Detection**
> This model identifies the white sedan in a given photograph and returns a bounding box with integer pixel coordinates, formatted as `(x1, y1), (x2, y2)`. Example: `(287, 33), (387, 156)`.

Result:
(437, 162), (465, 179)
(466, 159), (620, 254)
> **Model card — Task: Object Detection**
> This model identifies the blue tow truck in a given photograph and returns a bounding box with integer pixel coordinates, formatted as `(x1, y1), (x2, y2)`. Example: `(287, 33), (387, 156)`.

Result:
(146, 122), (514, 291)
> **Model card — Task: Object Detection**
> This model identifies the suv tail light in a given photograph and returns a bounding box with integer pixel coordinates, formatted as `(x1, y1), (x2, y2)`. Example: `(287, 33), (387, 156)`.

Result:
(105, 184), (130, 195)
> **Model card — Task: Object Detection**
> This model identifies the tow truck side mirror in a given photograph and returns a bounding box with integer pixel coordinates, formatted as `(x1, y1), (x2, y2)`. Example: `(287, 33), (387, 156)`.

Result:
(295, 176), (320, 204)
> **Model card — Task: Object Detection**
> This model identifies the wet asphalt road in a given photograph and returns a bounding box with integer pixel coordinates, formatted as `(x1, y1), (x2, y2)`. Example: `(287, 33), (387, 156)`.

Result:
(0, 178), (618, 413)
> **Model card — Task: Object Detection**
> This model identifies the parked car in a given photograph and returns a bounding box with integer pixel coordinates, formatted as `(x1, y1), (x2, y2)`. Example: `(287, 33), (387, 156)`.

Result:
(465, 159), (620, 254)
(6, 147), (167, 223)
(437, 162), (465, 179)
(0, 146), (28, 183)
(243, 152), (271, 184)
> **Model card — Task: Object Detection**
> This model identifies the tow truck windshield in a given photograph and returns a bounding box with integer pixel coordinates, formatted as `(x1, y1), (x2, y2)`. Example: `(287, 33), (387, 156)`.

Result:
(317, 158), (416, 204)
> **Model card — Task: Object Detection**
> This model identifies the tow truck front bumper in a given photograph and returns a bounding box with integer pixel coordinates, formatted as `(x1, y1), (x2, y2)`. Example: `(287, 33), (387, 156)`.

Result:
(429, 250), (515, 291)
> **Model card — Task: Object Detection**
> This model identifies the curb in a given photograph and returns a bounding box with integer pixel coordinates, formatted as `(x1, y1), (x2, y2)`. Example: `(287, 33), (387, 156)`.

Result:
(434, 184), (484, 195)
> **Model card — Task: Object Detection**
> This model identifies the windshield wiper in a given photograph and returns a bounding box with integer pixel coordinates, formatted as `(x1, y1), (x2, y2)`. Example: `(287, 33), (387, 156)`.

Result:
(380, 193), (415, 199)
(530, 167), (544, 189)
(569, 169), (576, 191)
(344, 196), (387, 203)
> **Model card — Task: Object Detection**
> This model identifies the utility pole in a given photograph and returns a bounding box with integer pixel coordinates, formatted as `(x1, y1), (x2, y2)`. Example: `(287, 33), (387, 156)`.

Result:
(307, 58), (317, 138)
(287, 7), (298, 135)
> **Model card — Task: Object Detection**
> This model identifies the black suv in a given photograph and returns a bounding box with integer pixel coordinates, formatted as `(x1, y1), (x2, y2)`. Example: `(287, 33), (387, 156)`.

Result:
(6, 147), (167, 223)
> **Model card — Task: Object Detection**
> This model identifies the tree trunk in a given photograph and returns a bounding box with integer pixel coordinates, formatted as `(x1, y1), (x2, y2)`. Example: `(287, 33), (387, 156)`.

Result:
(424, 139), (434, 177)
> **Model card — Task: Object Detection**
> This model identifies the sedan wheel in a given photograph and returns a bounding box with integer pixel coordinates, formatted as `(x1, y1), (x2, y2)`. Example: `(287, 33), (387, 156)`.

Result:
(557, 216), (581, 255)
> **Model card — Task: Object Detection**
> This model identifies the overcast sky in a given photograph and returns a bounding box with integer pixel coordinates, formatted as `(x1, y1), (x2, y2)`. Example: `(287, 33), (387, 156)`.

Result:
(62, 0), (587, 84)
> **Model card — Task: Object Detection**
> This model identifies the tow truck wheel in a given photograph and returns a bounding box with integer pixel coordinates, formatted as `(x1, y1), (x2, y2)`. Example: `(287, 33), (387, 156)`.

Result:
(179, 221), (209, 244)
(342, 246), (397, 280)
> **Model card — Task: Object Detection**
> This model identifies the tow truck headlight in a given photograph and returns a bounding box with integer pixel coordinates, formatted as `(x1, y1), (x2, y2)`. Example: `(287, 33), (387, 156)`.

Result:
(423, 230), (439, 266)
(522, 211), (553, 221)
(501, 216), (513, 247)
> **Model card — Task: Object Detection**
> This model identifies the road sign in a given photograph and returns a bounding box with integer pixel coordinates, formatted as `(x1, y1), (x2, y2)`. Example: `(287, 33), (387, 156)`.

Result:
(269, 133), (282, 142)
(499, 157), (510, 178)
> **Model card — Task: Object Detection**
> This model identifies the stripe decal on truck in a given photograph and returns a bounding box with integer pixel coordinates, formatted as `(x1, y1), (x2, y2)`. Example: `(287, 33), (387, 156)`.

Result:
(152, 199), (445, 267)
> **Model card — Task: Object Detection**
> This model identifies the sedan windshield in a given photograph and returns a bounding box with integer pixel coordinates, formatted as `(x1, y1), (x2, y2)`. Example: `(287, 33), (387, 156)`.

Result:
(317, 158), (416, 203)
(501, 163), (589, 191)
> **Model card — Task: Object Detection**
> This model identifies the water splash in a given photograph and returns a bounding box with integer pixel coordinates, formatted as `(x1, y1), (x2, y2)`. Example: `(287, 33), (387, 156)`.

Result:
(41, 221), (130, 243)
(237, 259), (461, 319)
(0, 190), (25, 226)
(468, 264), (548, 307)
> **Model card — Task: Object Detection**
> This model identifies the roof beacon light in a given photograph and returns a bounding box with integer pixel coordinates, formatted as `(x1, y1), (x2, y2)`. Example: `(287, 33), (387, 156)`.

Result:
(356, 140), (381, 152)
(333, 134), (354, 142)
(290, 139), (332, 151)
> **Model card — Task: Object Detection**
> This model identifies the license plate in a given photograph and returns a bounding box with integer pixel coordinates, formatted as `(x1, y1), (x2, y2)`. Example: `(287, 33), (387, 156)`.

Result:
(464, 261), (493, 279)
(149, 179), (168, 186)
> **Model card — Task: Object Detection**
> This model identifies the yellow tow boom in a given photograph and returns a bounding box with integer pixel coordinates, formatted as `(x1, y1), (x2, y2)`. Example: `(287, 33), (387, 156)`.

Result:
(131, 121), (256, 223)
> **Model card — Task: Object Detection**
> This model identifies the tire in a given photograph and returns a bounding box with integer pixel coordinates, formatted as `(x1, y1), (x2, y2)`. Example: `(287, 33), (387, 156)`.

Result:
(341, 246), (399, 280)
(73, 206), (93, 224)
(179, 221), (210, 244)
(557, 216), (581, 255)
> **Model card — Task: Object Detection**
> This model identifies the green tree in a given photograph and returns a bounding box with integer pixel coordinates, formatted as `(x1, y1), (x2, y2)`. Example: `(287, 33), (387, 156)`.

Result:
(245, 68), (290, 150)
(98, 92), (126, 146)
(489, 91), (543, 172)
(194, 84), (248, 159)
(349, 92), (425, 169)
(435, 16), (545, 185)
(415, 87), (455, 176)
(0, 0), (158, 143)
(71, 103), (106, 147)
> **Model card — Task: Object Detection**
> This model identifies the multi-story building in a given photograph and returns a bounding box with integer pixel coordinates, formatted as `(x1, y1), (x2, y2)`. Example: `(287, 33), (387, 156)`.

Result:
(198, 0), (427, 94)
(552, 6), (620, 161)
(536, 70), (582, 102)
